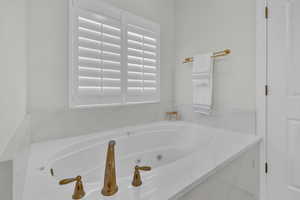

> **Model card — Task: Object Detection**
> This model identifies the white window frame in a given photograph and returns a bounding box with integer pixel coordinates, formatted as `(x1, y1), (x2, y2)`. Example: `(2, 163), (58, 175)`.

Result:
(69, 0), (160, 108)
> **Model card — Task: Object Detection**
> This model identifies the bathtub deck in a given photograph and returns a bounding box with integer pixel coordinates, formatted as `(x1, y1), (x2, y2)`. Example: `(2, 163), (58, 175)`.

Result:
(22, 121), (261, 200)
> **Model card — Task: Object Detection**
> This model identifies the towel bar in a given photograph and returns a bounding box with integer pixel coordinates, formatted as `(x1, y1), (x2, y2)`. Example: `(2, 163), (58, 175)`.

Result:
(183, 49), (231, 64)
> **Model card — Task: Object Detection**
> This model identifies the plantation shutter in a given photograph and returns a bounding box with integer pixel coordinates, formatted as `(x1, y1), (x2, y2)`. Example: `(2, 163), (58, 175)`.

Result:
(70, 0), (160, 107)
(124, 13), (160, 103)
(70, 0), (123, 106)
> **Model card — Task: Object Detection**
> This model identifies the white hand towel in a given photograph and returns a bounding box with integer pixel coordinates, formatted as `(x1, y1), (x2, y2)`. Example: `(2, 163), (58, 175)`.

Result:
(192, 53), (213, 73)
(192, 53), (214, 115)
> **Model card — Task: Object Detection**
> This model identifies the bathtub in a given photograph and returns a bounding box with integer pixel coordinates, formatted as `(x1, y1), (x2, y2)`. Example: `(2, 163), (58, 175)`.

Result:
(22, 121), (261, 200)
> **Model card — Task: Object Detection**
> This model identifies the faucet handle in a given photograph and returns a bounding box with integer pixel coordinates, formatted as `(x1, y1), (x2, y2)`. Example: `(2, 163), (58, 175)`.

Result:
(59, 177), (78, 185)
(136, 166), (151, 171)
(59, 176), (85, 199)
(132, 165), (152, 187)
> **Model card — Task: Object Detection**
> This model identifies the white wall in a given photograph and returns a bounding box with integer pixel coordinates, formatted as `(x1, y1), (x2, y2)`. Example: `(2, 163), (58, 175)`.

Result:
(174, 0), (256, 114)
(0, 0), (27, 155)
(12, 0), (255, 143)
(28, 0), (175, 142)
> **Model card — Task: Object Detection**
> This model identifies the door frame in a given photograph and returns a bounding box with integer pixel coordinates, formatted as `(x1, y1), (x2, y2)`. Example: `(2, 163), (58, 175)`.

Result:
(256, 0), (268, 199)
(256, 0), (270, 199)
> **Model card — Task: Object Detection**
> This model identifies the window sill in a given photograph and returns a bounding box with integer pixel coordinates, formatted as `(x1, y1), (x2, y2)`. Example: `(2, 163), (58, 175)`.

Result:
(69, 100), (161, 110)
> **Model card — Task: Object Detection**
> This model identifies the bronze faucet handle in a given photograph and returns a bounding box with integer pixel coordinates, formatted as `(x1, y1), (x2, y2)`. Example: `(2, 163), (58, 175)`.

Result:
(59, 176), (85, 200)
(59, 177), (78, 185)
(132, 165), (152, 187)
(136, 166), (151, 171)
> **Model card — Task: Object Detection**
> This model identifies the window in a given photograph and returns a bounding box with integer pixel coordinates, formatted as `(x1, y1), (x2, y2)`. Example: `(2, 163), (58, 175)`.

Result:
(69, 0), (160, 107)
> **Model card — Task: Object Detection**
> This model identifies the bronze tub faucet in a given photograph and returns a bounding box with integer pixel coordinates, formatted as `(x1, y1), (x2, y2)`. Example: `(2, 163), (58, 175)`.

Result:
(101, 140), (118, 196)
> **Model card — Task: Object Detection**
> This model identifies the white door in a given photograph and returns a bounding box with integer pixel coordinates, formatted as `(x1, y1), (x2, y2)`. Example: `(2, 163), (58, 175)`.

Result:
(268, 0), (300, 199)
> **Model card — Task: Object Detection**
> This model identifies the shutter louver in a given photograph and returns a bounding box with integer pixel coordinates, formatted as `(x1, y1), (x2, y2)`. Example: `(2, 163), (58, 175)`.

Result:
(125, 14), (160, 103)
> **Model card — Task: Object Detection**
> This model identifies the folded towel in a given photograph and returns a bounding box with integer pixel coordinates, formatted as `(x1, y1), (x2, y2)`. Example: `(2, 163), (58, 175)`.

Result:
(192, 53), (214, 115)
(192, 53), (213, 73)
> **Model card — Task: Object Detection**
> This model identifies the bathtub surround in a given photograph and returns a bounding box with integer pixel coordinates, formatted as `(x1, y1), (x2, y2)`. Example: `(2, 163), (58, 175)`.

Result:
(28, 0), (175, 142)
(175, 146), (259, 200)
(0, 161), (13, 200)
(13, 146), (31, 200)
(0, 116), (31, 200)
(174, 0), (256, 122)
(22, 121), (261, 200)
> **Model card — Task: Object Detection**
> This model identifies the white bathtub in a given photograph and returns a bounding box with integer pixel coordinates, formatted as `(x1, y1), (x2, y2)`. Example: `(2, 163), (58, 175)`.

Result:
(23, 121), (261, 200)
